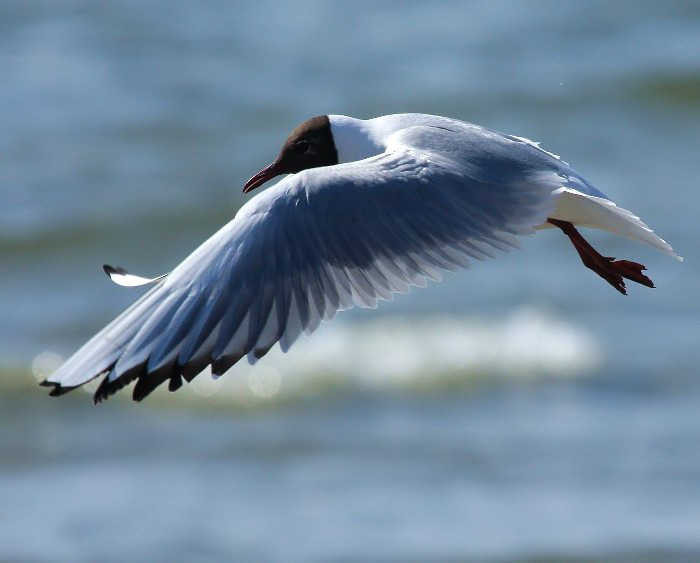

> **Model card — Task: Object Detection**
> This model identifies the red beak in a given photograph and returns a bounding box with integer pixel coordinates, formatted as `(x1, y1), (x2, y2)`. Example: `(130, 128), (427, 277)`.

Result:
(242, 161), (283, 194)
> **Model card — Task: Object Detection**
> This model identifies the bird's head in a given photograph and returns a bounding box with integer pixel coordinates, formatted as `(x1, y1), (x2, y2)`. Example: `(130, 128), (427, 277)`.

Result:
(243, 115), (339, 193)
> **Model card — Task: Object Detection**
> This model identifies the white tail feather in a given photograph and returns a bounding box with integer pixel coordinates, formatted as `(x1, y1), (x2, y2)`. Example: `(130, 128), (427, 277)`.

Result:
(548, 189), (682, 261)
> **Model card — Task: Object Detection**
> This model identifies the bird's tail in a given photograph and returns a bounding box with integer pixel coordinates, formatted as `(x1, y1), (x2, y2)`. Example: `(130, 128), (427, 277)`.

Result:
(548, 188), (682, 261)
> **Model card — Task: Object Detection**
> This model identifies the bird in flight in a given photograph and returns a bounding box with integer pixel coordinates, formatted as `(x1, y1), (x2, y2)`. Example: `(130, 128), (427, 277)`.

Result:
(41, 113), (680, 402)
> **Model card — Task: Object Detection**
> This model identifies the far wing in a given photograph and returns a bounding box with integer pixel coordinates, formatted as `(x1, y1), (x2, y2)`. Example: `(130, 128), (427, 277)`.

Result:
(104, 265), (169, 287)
(43, 140), (557, 402)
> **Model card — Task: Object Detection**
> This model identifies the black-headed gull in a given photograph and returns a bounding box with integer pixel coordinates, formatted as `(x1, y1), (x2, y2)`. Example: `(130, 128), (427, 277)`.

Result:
(42, 113), (680, 402)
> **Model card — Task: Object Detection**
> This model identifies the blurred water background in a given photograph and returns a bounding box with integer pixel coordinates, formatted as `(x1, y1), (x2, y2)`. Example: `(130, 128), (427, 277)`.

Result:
(2, 0), (699, 560)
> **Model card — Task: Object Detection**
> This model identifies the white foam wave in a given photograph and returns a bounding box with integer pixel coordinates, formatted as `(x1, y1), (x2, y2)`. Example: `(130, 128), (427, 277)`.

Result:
(181, 306), (602, 405)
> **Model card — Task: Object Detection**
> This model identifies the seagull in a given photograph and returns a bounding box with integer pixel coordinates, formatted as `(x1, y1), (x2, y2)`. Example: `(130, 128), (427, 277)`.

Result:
(41, 113), (680, 402)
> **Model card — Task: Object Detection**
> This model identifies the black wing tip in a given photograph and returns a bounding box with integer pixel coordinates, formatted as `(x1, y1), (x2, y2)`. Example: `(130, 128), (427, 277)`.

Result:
(211, 352), (244, 377)
(93, 360), (184, 403)
(40, 380), (77, 397)
(93, 377), (126, 404)
(41, 364), (174, 404)
(94, 363), (146, 404)
(103, 264), (127, 278)
(168, 373), (183, 392)
(42, 353), (246, 404)
(132, 361), (176, 402)
(253, 344), (275, 360)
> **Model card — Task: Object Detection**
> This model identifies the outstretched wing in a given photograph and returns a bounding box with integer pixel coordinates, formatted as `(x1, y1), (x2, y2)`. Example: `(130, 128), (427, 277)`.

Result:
(43, 134), (557, 402)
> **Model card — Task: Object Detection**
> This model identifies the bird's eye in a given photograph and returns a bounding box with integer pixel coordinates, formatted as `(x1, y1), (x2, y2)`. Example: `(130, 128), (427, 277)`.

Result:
(293, 139), (311, 153)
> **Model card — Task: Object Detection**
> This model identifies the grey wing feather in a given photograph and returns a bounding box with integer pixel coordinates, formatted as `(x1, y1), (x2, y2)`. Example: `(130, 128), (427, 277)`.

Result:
(43, 139), (557, 402)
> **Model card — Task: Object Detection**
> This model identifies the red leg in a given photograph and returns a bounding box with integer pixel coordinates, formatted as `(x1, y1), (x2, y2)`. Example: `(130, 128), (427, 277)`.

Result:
(548, 218), (654, 295)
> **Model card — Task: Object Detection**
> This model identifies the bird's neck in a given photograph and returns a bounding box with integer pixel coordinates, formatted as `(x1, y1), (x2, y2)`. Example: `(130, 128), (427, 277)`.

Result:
(328, 115), (385, 164)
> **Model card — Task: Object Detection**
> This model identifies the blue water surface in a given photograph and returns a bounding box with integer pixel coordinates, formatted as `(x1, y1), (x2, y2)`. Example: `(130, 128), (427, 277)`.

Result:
(1, 1), (699, 560)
